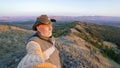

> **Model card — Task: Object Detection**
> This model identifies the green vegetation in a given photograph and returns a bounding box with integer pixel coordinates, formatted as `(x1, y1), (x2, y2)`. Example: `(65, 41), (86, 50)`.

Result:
(53, 22), (77, 37)
(83, 23), (120, 47)
(53, 21), (120, 64)
(103, 48), (120, 64)
(80, 22), (120, 64)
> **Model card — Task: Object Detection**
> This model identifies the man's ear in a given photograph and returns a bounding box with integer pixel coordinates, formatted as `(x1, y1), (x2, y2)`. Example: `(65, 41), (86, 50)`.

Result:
(36, 26), (39, 31)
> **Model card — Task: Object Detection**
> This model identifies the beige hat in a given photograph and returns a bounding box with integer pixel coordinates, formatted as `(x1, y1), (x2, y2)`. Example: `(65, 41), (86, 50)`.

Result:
(32, 15), (56, 31)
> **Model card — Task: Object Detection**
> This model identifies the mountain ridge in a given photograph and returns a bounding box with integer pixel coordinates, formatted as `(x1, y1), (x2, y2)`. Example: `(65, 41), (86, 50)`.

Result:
(1, 16), (120, 28)
(0, 16), (120, 22)
(0, 21), (120, 68)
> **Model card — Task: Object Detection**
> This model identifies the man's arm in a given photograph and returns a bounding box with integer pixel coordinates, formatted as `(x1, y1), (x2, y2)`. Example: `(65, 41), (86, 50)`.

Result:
(26, 41), (44, 60)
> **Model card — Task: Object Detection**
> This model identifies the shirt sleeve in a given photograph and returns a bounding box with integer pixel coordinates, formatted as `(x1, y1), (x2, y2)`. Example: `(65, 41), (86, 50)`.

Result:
(26, 41), (44, 60)
(17, 41), (45, 68)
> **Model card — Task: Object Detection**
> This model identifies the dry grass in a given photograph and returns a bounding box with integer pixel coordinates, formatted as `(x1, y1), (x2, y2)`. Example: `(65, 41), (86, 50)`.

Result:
(56, 35), (112, 68)
(0, 24), (34, 68)
(0, 25), (10, 32)
(0, 22), (120, 68)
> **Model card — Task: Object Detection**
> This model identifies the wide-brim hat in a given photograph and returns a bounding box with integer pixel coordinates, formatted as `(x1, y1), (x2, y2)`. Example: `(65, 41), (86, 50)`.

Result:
(32, 15), (56, 31)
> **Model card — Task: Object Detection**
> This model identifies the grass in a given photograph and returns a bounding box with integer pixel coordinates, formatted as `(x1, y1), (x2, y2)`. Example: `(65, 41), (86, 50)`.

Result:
(0, 24), (34, 68)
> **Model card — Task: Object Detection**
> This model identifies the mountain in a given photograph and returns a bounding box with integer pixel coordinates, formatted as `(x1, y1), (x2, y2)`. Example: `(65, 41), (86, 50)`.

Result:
(53, 21), (120, 68)
(0, 21), (120, 68)
(51, 16), (120, 22)
(51, 16), (120, 27)
(1, 16), (120, 22)
(0, 16), (36, 22)
(0, 16), (120, 27)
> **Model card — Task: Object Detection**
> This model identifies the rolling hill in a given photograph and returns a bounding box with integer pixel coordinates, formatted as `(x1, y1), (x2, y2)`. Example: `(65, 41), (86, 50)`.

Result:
(0, 21), (120, 68)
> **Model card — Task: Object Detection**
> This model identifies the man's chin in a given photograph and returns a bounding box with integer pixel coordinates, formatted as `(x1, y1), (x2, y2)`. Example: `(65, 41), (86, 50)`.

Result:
(43, 34), (52, 37)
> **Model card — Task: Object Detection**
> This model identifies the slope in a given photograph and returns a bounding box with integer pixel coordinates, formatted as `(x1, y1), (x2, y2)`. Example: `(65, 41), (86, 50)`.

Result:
(0, 22), (120, 68)
(54, 21), (120, 68)
(0, 24), (35, 68)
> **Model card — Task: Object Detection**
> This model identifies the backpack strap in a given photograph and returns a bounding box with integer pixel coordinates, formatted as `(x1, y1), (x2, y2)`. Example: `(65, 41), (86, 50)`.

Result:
(43, 45), (56, 60)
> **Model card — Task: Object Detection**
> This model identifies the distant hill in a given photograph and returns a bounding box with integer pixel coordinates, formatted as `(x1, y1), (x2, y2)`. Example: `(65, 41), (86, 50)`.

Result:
(0, 16), (120, 27)
(51, 16), (120, 22)
(0, 21), (120, 68)
(0, 16), (36, 22)
(1, 16), (120, 22)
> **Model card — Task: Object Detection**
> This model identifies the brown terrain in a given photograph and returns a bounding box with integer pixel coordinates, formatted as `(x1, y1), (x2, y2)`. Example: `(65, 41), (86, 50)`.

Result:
(0, 21), (120, 68)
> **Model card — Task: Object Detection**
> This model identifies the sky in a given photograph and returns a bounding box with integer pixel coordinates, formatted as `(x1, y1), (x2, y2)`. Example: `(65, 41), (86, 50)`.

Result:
(0, 0), (120, 16)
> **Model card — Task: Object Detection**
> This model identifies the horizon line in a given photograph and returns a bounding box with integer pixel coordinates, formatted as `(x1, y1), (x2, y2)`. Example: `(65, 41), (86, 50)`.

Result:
(0, 15), (120, 17)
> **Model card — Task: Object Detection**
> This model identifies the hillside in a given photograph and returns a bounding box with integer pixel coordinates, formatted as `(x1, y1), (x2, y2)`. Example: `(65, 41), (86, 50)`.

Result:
(0, 22), (120, 68)
(53, 22), (120, 68)
(0, 25), (35, 68)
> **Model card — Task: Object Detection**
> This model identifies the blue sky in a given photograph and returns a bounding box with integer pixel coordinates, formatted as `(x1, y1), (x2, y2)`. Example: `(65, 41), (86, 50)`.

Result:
(0, 0), (120, 16)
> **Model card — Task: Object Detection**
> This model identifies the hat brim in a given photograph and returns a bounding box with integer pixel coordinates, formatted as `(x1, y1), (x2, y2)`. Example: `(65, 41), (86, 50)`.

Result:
(32, 19), (56, 31)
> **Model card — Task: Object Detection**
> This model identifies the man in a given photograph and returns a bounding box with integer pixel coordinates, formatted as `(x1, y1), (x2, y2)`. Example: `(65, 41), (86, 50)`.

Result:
(17, 15), (61, 68)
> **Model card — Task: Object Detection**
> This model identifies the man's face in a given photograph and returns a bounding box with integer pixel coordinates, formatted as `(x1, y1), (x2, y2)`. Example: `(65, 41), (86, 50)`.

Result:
(36, 24), (52, 37)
